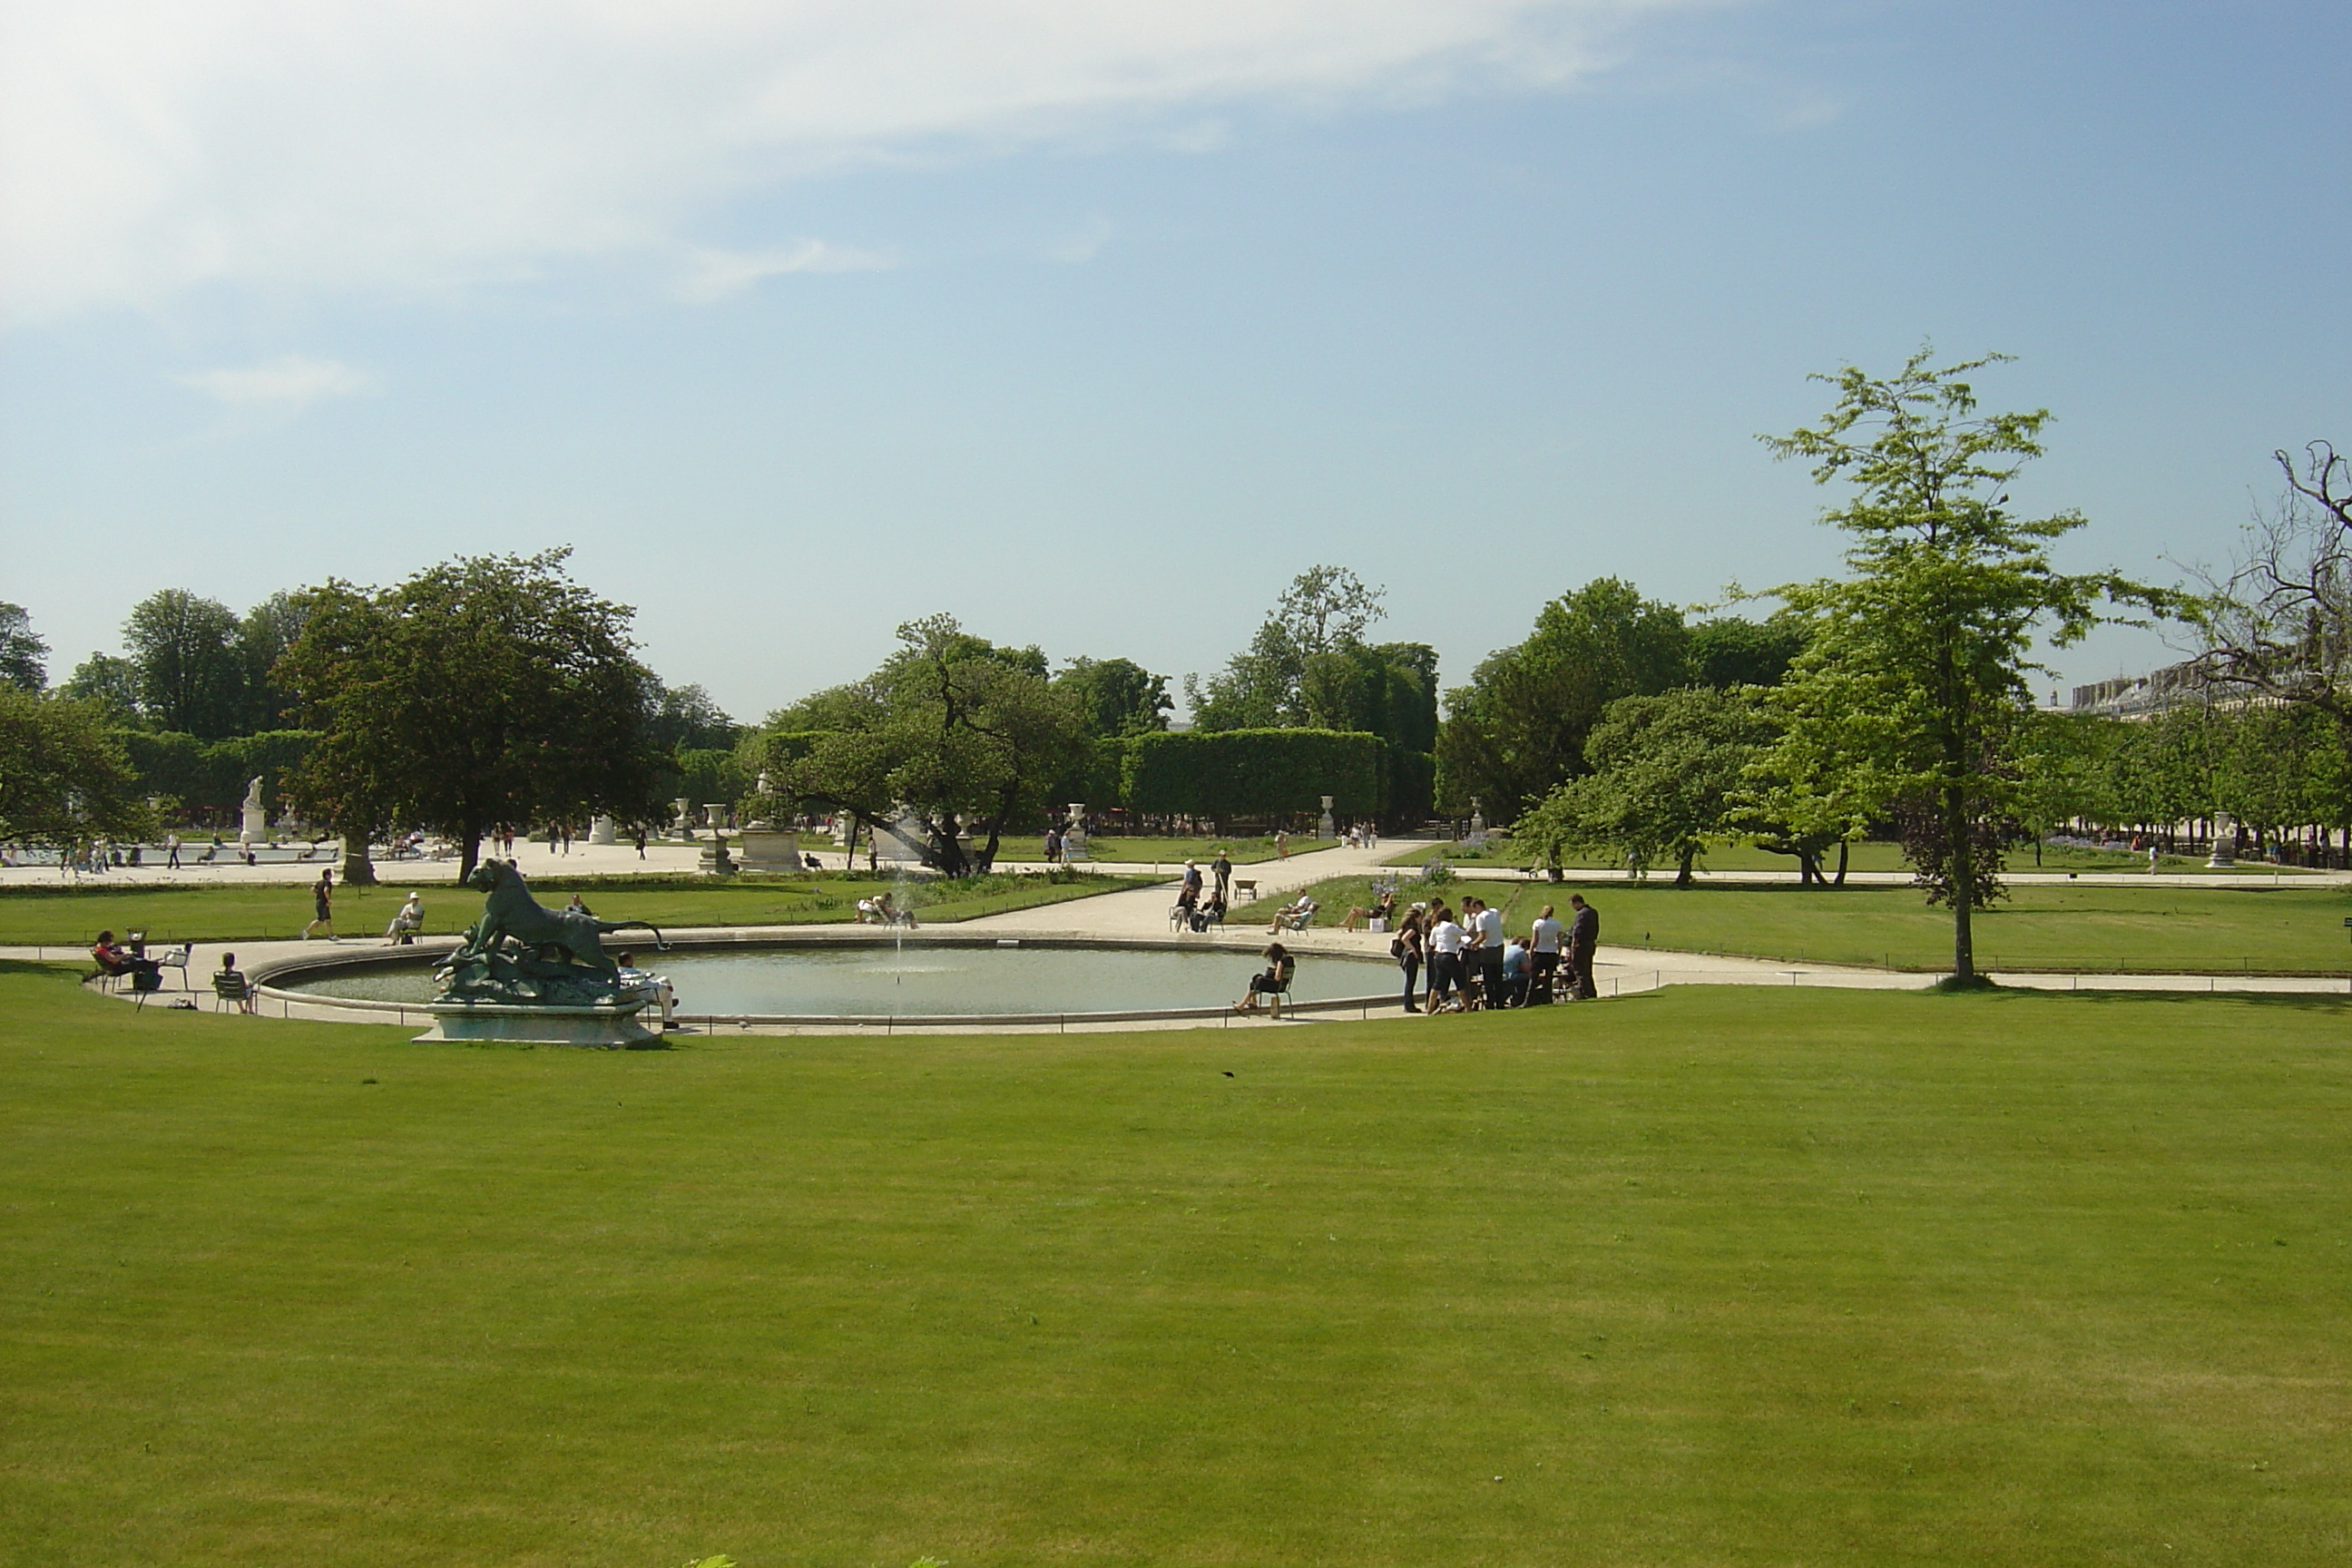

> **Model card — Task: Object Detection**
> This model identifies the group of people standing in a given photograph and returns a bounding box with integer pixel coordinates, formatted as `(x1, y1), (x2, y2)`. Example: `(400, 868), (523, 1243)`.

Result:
(1388, 894), (1598, 1013)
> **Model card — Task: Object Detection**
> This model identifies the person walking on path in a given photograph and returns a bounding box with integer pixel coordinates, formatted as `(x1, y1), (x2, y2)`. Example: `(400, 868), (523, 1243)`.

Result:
(1276, 830), (1289, 859)
(165, 833), (181, 870)
(1527, 904), (1563, 1004)
(1565, 893), (1600, 1000)
(1210, 849), (1232, 904)
(1393, 908), (1425, 1013)
(301, 868), (338, 941)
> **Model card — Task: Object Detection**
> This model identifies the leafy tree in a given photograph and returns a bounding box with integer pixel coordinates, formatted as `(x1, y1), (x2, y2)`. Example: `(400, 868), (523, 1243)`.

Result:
(2009, 711), (2115, 864)
(123, 589), (247, 739)
(1054, 657), (1171, 739)
(646, 681), (740, 752)
(237, 591), (314, 732)
(0, 689), (149, 844)
(1510, 686), (1770, 887)
(276, 550), (671, 882)
(59, 653), (141, 723)
(1758, 348), (2176, 985)
(0, 603), (47, 691)
(1688, 612), (1808, 689)
(1435, 577), (1690, 820)
(774, 615), (1086, 875)
(1189, 565), (1385, 730)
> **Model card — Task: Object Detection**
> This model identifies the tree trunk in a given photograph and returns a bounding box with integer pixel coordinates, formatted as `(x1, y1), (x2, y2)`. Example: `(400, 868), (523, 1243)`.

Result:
(1674, 848), (1695, 887)
(1834, 840), (1849, 886)
(340, 830), (377, 887)
(457, 823), (482, 883)
(1945, 779), (1976, 984)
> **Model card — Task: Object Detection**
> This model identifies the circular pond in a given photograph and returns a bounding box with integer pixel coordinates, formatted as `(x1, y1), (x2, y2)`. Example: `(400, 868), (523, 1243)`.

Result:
(279, 941), (1395, 1019)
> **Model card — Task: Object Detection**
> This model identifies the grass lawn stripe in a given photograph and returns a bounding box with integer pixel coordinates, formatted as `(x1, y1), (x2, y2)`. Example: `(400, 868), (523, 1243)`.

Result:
(1, 965), (2347, 1563)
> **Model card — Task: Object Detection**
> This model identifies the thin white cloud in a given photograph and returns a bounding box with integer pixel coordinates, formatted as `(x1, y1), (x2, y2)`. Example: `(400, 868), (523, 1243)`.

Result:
(0, 0), (1710, 323)
(673, 240), (897, 303)
(172, 354), (375, 408)
(1042, 218), (1115, 265)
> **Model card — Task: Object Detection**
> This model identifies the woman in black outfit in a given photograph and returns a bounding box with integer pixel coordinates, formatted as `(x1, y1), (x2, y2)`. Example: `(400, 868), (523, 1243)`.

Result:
(1394, 908), (1425, 1013)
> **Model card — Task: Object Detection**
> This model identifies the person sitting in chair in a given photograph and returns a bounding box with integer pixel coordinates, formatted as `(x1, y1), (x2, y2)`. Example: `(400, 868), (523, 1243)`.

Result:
(384, 891), (425, 945)
(1234, 943), (1296, 1018)
(212, 952), (257, 1013)
(1189, 890), (1226, 933)
(1268, 896), (1317, 934)
(614, 950), (678, 1028)
(91, 930), (161, 987)
(1342, 887), (1396, 932)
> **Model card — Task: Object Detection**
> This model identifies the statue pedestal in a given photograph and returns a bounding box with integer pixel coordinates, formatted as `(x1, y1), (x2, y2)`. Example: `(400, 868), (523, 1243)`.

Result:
(240, 806), (266, 845)
(737, 828), (801, 873)
(589, 815), (616, 846)
(414, 1000), (659, 1049)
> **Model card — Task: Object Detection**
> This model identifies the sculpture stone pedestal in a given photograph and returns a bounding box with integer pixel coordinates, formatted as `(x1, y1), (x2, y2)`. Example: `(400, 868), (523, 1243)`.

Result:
(413, 1000), (659, 1049)
(737, 828), (801, 873)
(1318, 794), (1336, 840)
(589, 815), (616, 846)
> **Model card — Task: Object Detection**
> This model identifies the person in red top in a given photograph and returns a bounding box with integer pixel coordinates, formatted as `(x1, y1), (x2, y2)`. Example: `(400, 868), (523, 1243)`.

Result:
(90, 930), (160, 985)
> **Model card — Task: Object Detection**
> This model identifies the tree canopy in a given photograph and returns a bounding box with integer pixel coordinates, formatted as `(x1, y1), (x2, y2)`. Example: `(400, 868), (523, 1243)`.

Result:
(0, 689), (148, 845)
(1436, 577), (1691, 820)
(276, 549), (671, 880)
(0, 603), (47, 691)
(1511, 686), (1772, 886)
(767, 614), (1087, 876)
(1758, 348), (2177, 982)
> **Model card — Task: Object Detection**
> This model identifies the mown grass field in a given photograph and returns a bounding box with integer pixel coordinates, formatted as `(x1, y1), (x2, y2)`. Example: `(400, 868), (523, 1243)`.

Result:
(3, 963), (2347, 1565)
(0, 871), (1152, 949)
(1242, 877), (2352, 975)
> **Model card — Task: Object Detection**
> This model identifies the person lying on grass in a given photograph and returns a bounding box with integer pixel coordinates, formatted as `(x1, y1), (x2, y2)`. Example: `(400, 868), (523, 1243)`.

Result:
(1234, 943), (1296, 1018)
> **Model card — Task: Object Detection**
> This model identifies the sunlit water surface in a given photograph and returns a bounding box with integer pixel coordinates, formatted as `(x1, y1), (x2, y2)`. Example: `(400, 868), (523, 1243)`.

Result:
(285, 944), (1396, 1015)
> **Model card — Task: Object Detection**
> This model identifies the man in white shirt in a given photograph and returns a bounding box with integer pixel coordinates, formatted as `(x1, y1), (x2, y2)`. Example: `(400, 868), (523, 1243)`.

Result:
(1426, 906), (1468, 1011)
(1528, 904), (1564, 1004)
(614, 950), (677, 1028)
(1465, 896), (1507, 1010)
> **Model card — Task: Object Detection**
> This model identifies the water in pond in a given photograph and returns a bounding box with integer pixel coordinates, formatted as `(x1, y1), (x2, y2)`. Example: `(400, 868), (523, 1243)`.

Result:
(285, 944), (1394, 1016)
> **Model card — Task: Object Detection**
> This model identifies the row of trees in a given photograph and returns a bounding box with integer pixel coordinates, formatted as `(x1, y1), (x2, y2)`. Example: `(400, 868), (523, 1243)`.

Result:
(1493, 353), (2352, 984)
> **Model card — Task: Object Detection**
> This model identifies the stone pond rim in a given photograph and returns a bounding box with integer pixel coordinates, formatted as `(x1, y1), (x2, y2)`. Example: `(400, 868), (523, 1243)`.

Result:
(246, 930), (1404, 1033)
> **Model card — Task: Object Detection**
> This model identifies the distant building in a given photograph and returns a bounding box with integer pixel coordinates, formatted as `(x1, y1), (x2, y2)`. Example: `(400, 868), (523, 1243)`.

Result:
(2069, 659), (2210, 720)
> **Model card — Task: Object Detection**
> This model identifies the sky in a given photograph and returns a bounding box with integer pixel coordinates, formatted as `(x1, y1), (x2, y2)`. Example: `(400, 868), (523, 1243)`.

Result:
(3, 0), (2347, 722)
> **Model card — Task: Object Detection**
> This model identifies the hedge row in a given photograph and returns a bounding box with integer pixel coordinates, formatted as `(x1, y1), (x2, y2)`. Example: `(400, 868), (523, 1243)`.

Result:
(1122, 729), (1433, 823)
(117, 729), (319, 818)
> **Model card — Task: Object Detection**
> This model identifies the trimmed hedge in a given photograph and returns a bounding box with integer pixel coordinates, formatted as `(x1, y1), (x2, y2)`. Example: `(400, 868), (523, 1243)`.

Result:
(118, 729), (319, 818)
(1124, 729), (1385, 820)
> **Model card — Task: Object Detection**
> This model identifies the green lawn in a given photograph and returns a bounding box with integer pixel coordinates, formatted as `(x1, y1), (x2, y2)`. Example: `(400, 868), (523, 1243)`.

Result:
(1248, 875), (2352, 975)
(3, 964), (2347, 1564)
(992, 834), (1337, 866)
(1382, 838), (2319, 877)
(0, 871), (1152, 949)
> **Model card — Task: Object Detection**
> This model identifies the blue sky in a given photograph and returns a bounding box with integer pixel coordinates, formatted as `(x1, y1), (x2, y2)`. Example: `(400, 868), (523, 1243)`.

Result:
(3, 0), (2346, 720)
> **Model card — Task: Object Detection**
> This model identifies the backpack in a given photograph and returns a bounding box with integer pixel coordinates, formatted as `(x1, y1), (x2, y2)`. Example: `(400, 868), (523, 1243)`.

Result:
(1389, 935), (1407, 959)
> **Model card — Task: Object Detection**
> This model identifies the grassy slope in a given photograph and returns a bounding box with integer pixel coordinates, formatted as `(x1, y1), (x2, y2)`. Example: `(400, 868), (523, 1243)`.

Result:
(2, 963), (2347, 1565)
(0, 873), (1153, 948)
(1245, 876), (2352, 975)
